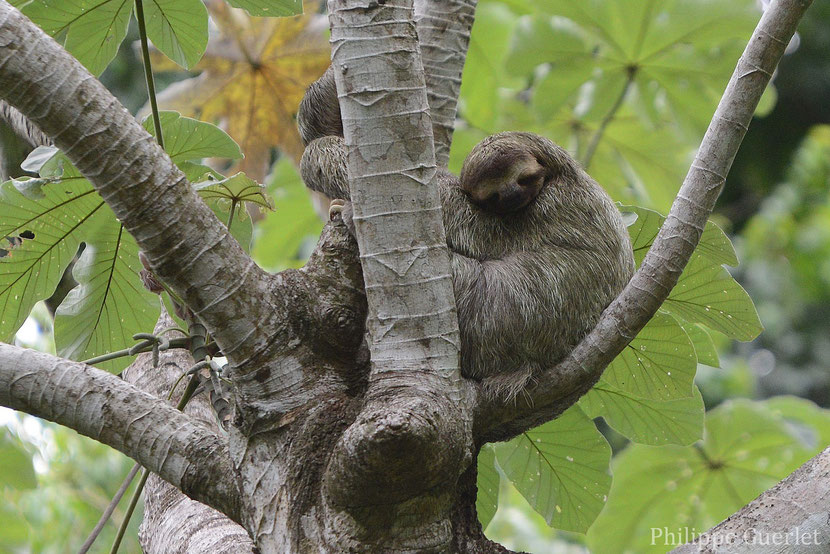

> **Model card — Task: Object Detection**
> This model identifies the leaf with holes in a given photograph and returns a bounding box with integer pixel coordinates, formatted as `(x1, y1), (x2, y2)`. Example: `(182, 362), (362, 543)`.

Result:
(53, 219), (158, 372)
(1, 150), (159, 370)
(581, 382), (704, 445)
(603, 311), (696, 401)
(495, 406), (611, 533)
(0, 173), (102, 341)
(476, 445), (499, 530)
(664, 254), (762, 341)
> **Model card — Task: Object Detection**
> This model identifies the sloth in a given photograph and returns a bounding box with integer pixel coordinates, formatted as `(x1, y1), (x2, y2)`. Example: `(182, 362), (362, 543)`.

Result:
(297, 69), (634, 399)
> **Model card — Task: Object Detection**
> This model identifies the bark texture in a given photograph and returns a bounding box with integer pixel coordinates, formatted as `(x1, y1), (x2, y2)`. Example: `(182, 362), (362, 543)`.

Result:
(414, 0), (478, 167)
(0, 0), (817, 552)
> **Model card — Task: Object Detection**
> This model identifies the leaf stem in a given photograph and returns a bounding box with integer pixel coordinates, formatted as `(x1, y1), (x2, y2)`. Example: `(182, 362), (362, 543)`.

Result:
(134, 0), (164, 149)
(227, 200), (237, 231)
(581, 66), (638, 170)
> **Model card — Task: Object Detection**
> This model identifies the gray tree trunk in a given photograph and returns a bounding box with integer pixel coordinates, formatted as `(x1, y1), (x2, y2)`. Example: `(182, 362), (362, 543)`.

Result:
(0, 0), (815, 552)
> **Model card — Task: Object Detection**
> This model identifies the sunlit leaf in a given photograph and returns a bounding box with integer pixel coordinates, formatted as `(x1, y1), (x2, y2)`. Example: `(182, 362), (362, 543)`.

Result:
(581, 382), (704, 446)
(587, 399), (823, 553)
(603, 312), (696, 401)
(476, 445), (499, 530)
(680, 320), (719, 367)
(21, 0), (132, 76)
(151, 0), (329, 177)
(460, 3), (521, 130)
(665, 254), (762, 341)
(495, 406), (611, 533)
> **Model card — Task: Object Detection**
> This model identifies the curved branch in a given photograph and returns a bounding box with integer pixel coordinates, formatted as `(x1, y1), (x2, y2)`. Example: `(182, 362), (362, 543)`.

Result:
(0, 343), (240, 522)
(0, 2), (274, 363)
(414, 0), (478, 167)
(477, 0), (813, 442)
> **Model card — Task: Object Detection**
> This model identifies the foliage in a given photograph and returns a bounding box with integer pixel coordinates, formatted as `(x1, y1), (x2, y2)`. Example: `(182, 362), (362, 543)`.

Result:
(1, 0), (825, 551)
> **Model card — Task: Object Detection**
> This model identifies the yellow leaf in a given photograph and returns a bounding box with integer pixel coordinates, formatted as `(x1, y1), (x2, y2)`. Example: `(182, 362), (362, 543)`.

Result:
(152, 0), (330, 179)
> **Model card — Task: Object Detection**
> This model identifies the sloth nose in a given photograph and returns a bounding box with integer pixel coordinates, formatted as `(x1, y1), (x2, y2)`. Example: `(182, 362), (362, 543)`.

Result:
(486, 183), (532, 214)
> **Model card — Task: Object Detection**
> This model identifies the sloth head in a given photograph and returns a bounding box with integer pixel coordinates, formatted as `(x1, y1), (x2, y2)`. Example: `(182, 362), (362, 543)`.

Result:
(459, 132), (578, 215)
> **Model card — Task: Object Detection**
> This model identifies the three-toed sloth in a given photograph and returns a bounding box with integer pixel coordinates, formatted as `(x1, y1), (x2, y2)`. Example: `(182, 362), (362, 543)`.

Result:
(297, 67), (634, 399)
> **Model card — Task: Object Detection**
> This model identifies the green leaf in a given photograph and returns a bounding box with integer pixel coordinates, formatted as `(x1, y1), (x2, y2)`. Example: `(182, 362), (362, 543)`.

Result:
(252, 158), (323, 269)
(1, 150), (160, 370)
(495, 406), (611, 533)
(21, 0), (132, 76)
(664, 254), (762, 341)
(53, 221), (159, 372)
(581, 382), (704, 446)
(620, 204), (761, 340)
(625, 204), (738, 268)
(0, 175), (102, 341)
(194, 173), (273, 211)
(680, 320), (719, 367)
(142, 112), (242, 163)
(194, 173), (267, 253)
(586, 399), (817, 553)
(0, 433), (36, 490)
(460, 3), (521, 130)
(476, 445), (499, 530)
(604, 311), (696, 401)
(143, 0), (208, 69)
(225, 0), (303, 17)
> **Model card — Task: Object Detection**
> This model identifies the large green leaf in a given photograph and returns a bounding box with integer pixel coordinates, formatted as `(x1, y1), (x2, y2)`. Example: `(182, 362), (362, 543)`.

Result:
(142, 112), (242, 163)
(1, 151), (158, 370)
(143, 0), (208, 69)
(225, 0), (302, 17)
(623, 204), (762, 340)
(680, 320), (720, 367)
(531, 0), (757, 132)
(460, 3), (521, 130)
(21, 0), (132, 76)
(495, 406), (611, 533)
(0, 174), (102, 341)
(581, 382), (704, 446)
(625, 204), (738, 268)
(53, 220), (158, 372)
(603, 311), (696, 401)
(664, 254), (762, 341)
(476, 445), (500, 530)
(586, 399), (825, 553)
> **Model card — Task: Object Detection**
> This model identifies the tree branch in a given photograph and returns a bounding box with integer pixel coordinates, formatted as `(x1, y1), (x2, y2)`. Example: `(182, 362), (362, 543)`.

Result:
(671, 446), (830, 553)
(414, 0), (478, 167)
(476, 0), (813, 442)
(321, 0), (472, 546)
(0, 343), (240, 522)
(0, 2), (275, 364)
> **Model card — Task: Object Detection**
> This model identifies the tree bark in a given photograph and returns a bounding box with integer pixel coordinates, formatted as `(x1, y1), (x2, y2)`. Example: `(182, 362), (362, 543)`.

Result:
(0, 0), (817, 552)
